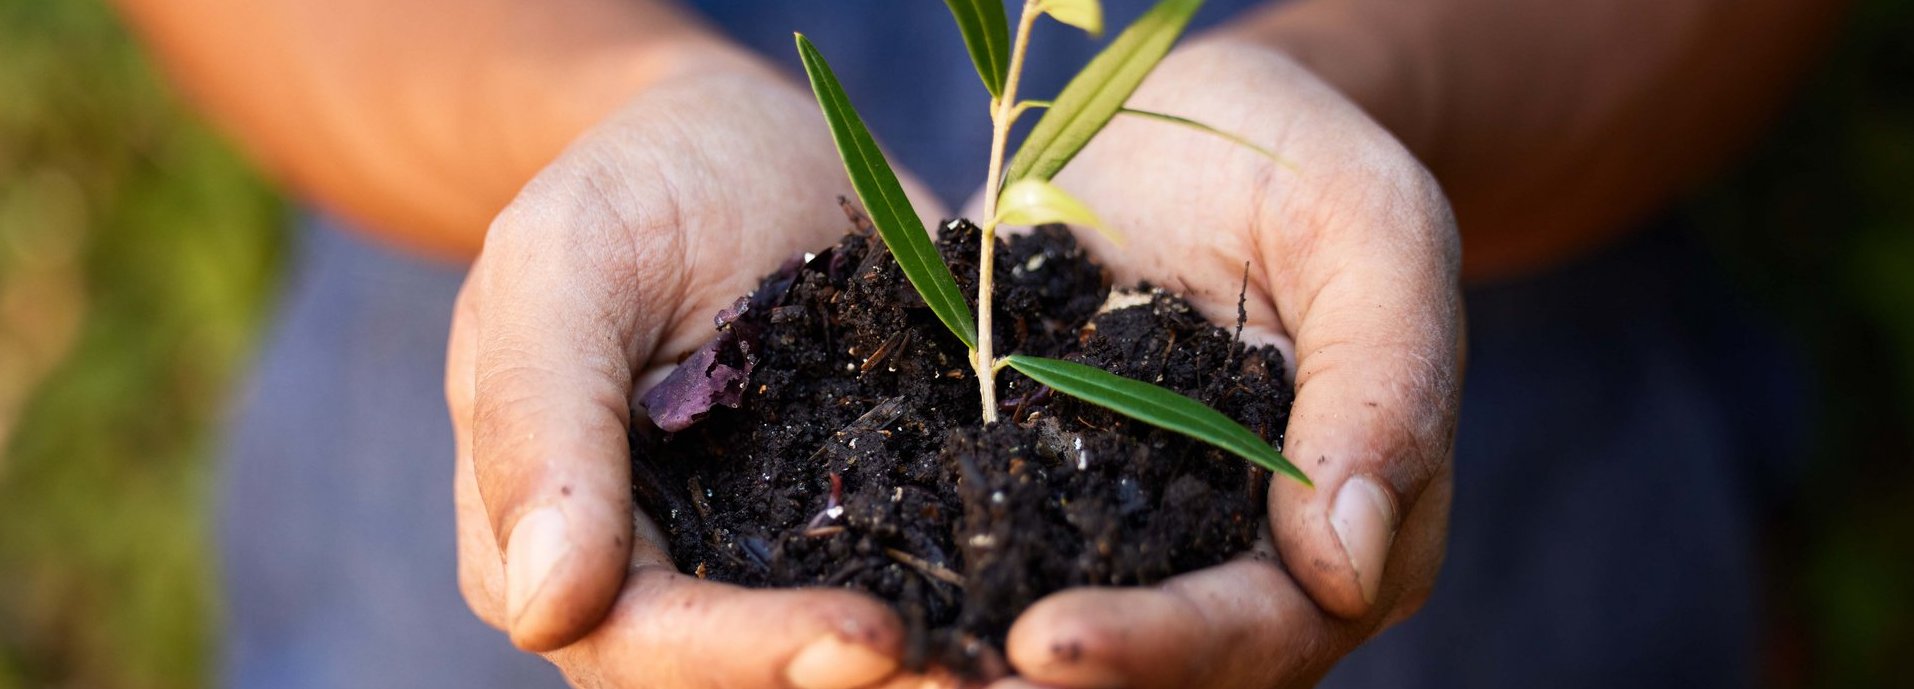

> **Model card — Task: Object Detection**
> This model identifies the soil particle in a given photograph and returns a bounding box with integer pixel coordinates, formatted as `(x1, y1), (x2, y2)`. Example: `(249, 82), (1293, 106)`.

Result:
(634, 221), (1292, 679)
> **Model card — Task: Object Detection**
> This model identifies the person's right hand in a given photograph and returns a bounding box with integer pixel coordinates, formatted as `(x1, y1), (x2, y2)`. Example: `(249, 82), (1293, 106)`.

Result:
(445, 62), (944, 689)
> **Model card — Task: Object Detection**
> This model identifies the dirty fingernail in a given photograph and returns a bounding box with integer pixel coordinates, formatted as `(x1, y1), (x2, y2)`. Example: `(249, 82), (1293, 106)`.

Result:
(505, 507), (573, 634)
(1331, 476), (1397, 606)
(786, 633), (898, 689)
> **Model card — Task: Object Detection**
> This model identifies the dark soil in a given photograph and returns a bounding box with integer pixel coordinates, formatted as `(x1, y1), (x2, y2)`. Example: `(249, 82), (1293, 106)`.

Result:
(632, 216), (1292, 679)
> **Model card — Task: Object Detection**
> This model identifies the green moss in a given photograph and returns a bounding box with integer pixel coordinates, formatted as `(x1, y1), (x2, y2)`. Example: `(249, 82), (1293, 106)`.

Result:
(0, 2), (284, 688)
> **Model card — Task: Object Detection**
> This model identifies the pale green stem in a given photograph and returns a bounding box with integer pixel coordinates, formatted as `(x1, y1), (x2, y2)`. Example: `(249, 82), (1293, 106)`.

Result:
(975, 0), (1042, 424)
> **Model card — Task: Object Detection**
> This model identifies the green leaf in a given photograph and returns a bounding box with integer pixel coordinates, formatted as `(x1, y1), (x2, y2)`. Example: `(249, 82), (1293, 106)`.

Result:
(1111, 107), (1296, 170)
(943, 0), (1013, 99)
(796, 34), (978, 349)
(1017, 100), (1296, 170)
(992, 178), (1122, 245)
(1005, 354), (1310, 485)
(1005, 0), (1204, 183)
(1039, 0), (1104, 36)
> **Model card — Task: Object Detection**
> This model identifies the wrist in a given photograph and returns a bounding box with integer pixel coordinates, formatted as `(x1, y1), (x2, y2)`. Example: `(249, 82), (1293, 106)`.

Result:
(441, 29), (774, 257)
(489, 30), (770, 179)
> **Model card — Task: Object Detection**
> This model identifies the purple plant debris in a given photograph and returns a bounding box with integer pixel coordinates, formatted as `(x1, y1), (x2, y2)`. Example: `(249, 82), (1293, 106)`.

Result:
(640, 330), (749, 432)
(641, 250), (822, 432)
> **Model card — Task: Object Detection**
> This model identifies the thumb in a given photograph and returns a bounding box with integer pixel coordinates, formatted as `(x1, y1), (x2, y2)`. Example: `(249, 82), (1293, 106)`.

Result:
(468, 190), (688, 651)
(1263, 191), (1462, 621)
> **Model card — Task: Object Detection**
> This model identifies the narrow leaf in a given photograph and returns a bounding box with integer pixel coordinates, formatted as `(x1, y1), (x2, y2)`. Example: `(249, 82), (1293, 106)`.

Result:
(1005, 354), (1310, 485)
(943, 0), (1013, 99)
(796, 34), (978, 348)
(1005, 0), (1204, 183)
(1018, 100), (1295, 169)
(1039, 0), (1104, 36)
(992, 178), (1122, 245)
(1113, 107), (1296, 170)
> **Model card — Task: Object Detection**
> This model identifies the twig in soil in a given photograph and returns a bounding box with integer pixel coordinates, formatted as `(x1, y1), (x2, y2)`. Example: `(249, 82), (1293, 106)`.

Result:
(884, 548), (966, 588)
(838, 195), (874, 235)
(1235, 261), (1251, 343)
(802, 397), (907, 468)
(999, 383), (1053, 424)
(1230, 261), (1251, 371)
(1075, 414), (1112, 433)
(859, 330), (911, 373)
(686, 476), (713, 521)
(803, 525), (847, 538)
(850, 229), (894, 280)
(825, 560), (869, 586)
(1153, 330), (1178, 382)
(805, 472), (847, 530)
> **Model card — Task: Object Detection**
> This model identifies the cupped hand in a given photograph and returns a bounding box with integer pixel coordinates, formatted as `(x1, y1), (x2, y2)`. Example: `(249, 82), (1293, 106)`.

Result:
(445, 65), (948, 688)
(983, 39), (1463, 688)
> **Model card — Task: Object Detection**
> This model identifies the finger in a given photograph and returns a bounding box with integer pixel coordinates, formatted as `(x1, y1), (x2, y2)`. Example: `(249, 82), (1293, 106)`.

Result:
(1255, 152), (1463, 619)
(867, 670), (961, 689)
(449, 271), (509, 629)
(1003, 560), (1353, 689)
(987, 681), (1049, 689)
(470, 187), (689, 651)
(552, 530), (908, 689)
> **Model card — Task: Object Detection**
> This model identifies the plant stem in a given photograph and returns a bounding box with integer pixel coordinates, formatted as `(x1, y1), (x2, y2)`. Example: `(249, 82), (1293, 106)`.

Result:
(976, 0), (1041, 424)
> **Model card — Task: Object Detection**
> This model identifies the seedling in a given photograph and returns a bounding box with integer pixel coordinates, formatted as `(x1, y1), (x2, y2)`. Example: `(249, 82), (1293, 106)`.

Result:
(796, 0), (1308, 485)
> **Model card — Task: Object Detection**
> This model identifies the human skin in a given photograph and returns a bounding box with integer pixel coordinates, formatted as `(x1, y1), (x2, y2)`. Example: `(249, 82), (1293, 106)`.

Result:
(116, 0), (1843, 686)
(445, 70), (951, 687)
(966, 40), (1461, 687)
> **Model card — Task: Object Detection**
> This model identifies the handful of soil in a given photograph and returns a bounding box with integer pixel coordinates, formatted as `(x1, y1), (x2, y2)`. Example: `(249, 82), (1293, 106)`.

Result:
(633, 219), (1292, 678)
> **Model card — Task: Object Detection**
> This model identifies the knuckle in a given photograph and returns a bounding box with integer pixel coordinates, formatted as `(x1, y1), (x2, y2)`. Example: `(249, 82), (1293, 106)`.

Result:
(1291, 343), (1452, 490)
(470, 362), (563, 450)
(466, 363), (595, 515)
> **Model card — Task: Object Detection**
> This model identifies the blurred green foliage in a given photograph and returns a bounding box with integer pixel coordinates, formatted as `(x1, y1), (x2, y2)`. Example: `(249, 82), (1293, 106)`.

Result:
(0, 0), (1907, 688)
(0, 1), (284, 688)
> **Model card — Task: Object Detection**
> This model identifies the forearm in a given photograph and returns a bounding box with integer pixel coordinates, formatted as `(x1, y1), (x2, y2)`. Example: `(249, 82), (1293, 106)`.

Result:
(1224, 0), (1846, 280)
(115, 0), (763, 258)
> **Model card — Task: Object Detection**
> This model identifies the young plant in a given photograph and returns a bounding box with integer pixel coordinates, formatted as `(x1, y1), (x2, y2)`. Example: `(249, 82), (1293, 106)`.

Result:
(795, 0), (1309, 485)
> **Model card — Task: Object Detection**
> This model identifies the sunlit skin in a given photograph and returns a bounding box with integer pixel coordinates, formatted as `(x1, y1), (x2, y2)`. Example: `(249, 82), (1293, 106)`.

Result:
(117, 0), (1843, 686)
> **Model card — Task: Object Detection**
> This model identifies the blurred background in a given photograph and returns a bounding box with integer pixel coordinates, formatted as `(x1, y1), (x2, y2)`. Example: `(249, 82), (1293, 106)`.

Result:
(0, 0), (1908, 688)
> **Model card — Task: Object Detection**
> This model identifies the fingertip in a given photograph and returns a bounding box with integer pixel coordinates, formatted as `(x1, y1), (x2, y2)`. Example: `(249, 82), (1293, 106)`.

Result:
(1271, 472), (1398, 620)
(866, 675), (956, 689)
(503, 503), (630, 651)
(586, 568), (912, 688)
(794, 586), (908, 648)
(988, 680), (1054, 689)
(786, 631), (899, 689)
(771, 588), (907, 689)
(1330, 475), (1396, 608)
(1006, 590), (1180, 688)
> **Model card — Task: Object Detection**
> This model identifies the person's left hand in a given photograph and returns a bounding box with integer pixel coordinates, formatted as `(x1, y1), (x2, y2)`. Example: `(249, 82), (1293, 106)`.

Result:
(974, 37), (1463, 688)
